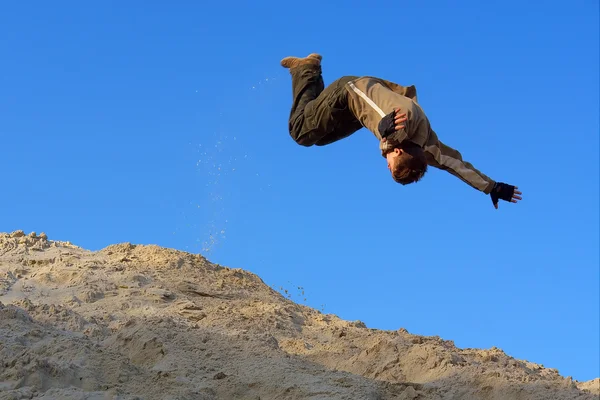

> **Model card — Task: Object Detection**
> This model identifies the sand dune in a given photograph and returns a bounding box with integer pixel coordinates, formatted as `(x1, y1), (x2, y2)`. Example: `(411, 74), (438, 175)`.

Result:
(0, 231), (598, 399)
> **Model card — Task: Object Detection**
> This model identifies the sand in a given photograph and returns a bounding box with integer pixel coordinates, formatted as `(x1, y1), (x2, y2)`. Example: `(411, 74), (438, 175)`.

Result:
(0, 231), (598, 400)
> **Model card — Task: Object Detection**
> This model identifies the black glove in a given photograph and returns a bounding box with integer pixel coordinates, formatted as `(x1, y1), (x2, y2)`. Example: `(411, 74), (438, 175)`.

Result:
(490, 182), (516, 207)
(378, 110), (397, 139)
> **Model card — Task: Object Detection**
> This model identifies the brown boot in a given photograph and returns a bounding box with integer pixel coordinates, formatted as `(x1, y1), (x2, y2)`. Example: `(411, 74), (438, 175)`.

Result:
(280, 53), (322, 69)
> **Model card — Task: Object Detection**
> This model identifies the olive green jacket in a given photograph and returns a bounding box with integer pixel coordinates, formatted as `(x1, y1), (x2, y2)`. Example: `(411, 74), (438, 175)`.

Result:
(345, 76), (496, 194)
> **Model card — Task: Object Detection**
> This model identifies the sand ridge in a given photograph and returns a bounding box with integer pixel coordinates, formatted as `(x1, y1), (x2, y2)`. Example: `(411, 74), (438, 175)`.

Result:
(0, 231), (598, 399)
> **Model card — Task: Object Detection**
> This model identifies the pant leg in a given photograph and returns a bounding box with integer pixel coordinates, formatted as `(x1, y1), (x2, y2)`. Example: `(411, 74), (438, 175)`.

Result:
(288, 65), (359, 146)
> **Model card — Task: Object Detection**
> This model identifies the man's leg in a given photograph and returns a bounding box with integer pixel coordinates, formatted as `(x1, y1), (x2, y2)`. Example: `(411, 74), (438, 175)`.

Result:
(282, 54), (359, 146)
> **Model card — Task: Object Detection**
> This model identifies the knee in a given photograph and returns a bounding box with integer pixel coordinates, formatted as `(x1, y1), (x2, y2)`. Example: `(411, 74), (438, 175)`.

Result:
(295, 137), (315, 147)
(289, 131), (316, 147)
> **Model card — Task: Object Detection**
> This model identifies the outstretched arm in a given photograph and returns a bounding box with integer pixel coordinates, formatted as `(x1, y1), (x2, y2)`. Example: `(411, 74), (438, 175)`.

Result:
(424, 131), (522, 209)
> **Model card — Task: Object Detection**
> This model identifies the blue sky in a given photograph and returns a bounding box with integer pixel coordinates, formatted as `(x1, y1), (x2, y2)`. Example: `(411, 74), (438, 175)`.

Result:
(1, 0), (598, 382)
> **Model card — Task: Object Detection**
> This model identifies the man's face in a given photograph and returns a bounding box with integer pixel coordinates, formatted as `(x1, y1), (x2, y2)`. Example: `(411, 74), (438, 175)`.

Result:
(386, 148), (402, 173)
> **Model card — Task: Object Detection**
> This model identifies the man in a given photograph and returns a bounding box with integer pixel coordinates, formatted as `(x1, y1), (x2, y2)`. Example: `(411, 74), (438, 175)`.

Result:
(281, 53), (522, 209)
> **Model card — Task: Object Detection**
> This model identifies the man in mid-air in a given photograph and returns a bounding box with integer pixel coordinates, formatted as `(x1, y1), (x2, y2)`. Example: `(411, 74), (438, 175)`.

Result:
(281, 53), (522, 209)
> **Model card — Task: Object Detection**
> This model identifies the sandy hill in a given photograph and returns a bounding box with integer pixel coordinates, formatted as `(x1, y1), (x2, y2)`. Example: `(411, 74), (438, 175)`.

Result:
(0, 231), (598, 400)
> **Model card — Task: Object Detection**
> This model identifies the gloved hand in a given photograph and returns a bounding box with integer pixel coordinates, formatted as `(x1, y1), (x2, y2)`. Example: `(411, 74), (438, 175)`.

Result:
(490, 182), (522, 209)
(378, 109), (407, 139)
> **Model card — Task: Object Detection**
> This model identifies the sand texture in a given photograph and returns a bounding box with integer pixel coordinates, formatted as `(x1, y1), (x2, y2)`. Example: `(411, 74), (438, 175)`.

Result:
(0, 231), (598, 400)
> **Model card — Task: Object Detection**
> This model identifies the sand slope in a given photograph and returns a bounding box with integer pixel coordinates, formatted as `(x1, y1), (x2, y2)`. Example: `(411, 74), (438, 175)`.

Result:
(0, 231), (598, 400)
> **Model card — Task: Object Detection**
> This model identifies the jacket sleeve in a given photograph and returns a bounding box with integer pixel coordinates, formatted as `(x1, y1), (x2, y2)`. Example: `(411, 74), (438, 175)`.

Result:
(424, 130), (496, 194)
